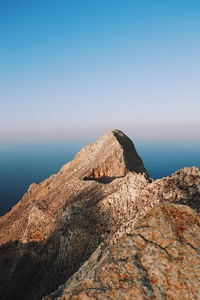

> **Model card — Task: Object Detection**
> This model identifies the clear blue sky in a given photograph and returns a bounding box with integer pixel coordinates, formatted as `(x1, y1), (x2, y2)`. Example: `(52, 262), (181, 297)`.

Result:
(0, 0), (200, 142)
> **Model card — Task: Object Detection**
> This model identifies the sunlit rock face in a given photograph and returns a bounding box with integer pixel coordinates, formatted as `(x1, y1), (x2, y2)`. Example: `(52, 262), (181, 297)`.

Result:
(0, 129), (199, 300)
(46, 203), (200, 300)
(0, 129), (148, 300)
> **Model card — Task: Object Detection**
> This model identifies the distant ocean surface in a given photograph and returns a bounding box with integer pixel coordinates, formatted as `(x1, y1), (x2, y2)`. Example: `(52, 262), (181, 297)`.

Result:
(0, 139), (199, 216)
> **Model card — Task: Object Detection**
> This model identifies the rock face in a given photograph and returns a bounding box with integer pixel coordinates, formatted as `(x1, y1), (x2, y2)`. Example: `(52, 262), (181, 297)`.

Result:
(0, 129), (148, 300)
(47, 203), (200, 299)
(0, 129), (199, 300)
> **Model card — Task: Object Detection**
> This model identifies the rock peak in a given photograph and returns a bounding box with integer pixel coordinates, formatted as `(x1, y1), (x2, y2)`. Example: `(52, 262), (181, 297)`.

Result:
(74, 129), (148, 182)
(1, 130), (199, 300)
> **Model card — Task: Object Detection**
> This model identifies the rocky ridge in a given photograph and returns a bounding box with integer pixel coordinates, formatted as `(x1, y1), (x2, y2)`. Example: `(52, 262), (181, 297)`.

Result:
(47, 203), (200, 299)
(0, 129), (199, 300)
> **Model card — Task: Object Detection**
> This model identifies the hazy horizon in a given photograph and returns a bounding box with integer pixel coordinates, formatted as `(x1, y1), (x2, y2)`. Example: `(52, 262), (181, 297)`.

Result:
(1, 123), (200, 145)
(1, 1), (200, 143)
(1, 136), (200, 216)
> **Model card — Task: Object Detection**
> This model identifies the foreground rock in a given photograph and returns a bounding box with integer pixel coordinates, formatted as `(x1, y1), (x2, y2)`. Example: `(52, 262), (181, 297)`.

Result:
(0, 129), (199, 300)
(46, 203), (200, 299)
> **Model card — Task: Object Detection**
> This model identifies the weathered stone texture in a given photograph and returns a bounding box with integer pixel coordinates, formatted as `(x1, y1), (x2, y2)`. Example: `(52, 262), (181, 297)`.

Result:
(0, 129), (199, 300)
(46, 204), (200, 300)
(0, 130), (149, 300)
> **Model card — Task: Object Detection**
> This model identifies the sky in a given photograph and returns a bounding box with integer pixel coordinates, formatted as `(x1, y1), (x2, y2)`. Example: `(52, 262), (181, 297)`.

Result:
(0, 0), (200, 143)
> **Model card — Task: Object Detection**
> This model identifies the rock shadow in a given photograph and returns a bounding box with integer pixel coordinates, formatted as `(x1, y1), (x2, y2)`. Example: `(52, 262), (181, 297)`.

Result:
(82, 175), (124, 184)
(113, 130), (149, 177)
(0, 186), (112, 300)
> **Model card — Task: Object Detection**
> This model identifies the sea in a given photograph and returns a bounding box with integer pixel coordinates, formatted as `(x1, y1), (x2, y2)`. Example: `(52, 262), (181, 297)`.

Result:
(0, 139), (199, 216)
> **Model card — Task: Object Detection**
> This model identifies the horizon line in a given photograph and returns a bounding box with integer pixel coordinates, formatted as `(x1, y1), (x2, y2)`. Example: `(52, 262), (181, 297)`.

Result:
(0, 123), (200, 144)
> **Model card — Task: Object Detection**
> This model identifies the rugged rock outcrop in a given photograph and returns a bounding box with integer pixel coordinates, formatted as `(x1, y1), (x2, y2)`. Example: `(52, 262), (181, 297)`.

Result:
(46, 203), (200, 299)
(0, 129), (148, 300)
(0, 129), (199, 300)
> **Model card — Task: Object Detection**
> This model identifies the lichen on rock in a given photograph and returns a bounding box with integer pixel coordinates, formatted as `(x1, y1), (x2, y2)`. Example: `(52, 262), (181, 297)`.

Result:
(0, 129), (199, 300)
(47, 203), (200, 300)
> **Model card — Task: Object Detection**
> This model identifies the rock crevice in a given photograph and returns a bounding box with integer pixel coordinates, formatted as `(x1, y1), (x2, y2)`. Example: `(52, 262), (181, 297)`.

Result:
(0, 129), (199, 300)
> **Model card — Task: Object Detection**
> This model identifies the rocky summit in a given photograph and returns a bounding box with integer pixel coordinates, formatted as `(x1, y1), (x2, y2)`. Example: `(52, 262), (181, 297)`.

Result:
(0, 130), (199, 300)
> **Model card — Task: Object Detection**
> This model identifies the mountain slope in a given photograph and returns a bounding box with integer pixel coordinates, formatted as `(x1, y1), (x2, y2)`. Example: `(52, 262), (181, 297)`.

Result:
(0, 129), (199, 300)
(0, 129), (148, 300)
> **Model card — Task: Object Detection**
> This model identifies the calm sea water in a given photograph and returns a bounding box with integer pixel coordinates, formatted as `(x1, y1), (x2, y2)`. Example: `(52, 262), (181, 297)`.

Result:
(0, 139), (199, 216)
